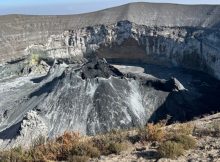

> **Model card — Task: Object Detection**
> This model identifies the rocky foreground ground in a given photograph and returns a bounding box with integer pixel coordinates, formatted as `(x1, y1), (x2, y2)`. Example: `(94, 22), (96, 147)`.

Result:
(1, 112), (220, 162)
(91, 113), (220, 162)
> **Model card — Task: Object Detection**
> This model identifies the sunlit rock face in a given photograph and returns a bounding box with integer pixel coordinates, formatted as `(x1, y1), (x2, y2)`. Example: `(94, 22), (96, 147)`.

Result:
(1, 3), (220, 78)
(25, 20), (220, 80)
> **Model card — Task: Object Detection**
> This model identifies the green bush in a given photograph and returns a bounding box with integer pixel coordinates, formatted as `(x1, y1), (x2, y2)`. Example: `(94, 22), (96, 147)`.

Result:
(158, 141), (184, 159)
(172, 134), (196, 150)
(29, 53), (41, 65)
(106, 142), (127, 155)
(70, 142), (100, 158)
(92, 129), (129, 155)
(0, 146), (33, 162)
(92, 135), (128, 155)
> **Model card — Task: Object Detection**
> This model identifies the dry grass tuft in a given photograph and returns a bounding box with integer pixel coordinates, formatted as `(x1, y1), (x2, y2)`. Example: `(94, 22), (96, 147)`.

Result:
(92, 130), (129, 155)
(0, 121), (199, 161)
(0, 130), (130, 161)
(157, 122), (197, 159)
(171, 134), (196, 150)
(70, 141), (100, 158)
(158, 141), (184, 159)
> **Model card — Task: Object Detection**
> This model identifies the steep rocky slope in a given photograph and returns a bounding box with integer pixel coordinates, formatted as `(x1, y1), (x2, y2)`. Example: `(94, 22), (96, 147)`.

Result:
(0, 59), (179, 148)
(0, 58), (219, 149)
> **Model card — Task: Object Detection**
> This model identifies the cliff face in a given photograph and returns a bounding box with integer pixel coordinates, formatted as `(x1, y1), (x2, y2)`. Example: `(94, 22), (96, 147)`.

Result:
(1, 3), (220, 79)
(26, 20), (220, 79)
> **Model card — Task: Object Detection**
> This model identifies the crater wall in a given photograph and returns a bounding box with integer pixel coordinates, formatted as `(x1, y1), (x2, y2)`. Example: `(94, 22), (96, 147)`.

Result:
(1, 2), (220, 63)
(26, 20), (220, 79)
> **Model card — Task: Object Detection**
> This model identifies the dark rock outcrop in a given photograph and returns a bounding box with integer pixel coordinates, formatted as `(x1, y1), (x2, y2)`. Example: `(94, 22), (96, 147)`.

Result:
(81, 59), (124, 79)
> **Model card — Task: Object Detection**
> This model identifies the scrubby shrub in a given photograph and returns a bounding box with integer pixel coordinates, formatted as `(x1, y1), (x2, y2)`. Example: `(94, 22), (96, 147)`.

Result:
(0, 146), (32, 162)
(92, 137), (107, 154)
(57, 132), (80, 142)
(93, 138), (127, 155)
(0, 130), (130, 161)
(158, 141), (184, 159)
(137, 127), (148, 142)
(138, 122), (166, 142)
(172, 134), (196, 150)
(28, 143), (54, 161)
(29, 53), (41, 65)
(28, 131), (81, 161)
(147, 123), (166, 142)
(92, 130), (129, 155)
(106, 142), (127, 155)
(70, 142), (100, 158)
(106, 129), (129, 143)
(157, 124), (197, 159)
(92, 138), (127, 155)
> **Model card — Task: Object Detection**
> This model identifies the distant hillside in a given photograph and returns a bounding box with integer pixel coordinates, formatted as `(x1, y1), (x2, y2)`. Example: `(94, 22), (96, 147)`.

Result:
(0, 2), (220, 62)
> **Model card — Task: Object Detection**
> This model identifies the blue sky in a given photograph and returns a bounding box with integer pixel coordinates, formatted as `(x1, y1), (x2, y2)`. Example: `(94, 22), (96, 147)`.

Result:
(0, 0), (220, 15)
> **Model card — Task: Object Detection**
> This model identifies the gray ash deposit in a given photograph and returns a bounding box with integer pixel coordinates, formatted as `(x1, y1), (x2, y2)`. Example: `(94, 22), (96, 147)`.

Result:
(0, 58), (219, 149)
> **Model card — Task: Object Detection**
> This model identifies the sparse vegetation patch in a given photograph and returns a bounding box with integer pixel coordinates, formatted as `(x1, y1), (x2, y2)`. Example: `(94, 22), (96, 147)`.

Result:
(0, 122), (200, 161)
